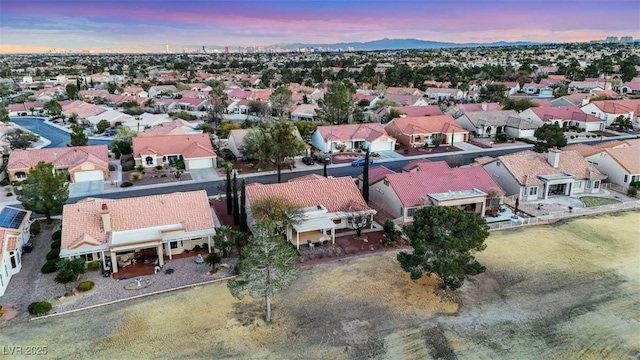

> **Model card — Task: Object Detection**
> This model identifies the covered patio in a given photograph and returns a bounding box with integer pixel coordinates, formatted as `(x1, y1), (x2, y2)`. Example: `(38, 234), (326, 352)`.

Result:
(289, 216), (336, 249)
(539, 173), (575, 199)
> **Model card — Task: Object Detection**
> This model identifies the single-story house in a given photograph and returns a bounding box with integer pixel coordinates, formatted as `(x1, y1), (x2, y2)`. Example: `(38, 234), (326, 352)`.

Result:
(245, 176), (376, 249)
(85, 109), (134, 132)
(148, 85), (178, 98)
(0, 205), (32, 296)
(8, 145), (109, 183)
(6, 101), (44, 116)
(137, 119), (202, 137)
(520, 83), (554, 97)
(290, 103), (319, 121)
(360, 161), (504, 223)
(580, 99), (640, 126)
(59, 191), (216, 274)
(583, 142), (640, 189)
(310, 123), (397, 153)
(519, 105), (605, 131)
(132, 133), (217, 170)
(424, 87), (465, 101)
(383, 114), (469, 148)
(483, 149), (607, 202)
(454, 110), (539, 138)
(227, 127), (306, 160)
(446, 102), (503, 118)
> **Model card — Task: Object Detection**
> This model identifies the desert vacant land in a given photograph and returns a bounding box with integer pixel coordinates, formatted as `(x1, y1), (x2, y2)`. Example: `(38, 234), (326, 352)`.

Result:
(1, 211), (639, 359)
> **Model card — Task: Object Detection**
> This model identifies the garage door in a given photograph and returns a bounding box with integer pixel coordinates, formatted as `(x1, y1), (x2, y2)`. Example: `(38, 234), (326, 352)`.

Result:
(188, 158), (212, 169)
(74, 170), (104, 182)
(453, 133), (466, 143)
(369, 142), (393, 152)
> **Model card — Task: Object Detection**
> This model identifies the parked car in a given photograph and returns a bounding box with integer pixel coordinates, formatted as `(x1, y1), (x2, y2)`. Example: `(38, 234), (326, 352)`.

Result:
(104, 129), (117, 136)
(351, 158), (374, 166)
(312, 152), (331, 164)
(302, 156), (315, 165)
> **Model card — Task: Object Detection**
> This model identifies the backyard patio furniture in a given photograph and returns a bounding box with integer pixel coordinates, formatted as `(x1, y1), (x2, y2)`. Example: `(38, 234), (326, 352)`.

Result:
(307, 241), (315, 250)
(318, 237), (326, 246)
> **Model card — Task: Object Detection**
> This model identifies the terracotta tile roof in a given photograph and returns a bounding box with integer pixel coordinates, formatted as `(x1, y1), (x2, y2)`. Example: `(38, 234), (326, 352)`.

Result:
(531, 106), (602, 123)
(386, 164), (504, 206)
(402, 159), (450, 172)
(6, 237), (18, 251)
(590, 99), (640, 115)
(288, 174), (327, 182)
(491, 150), (606, 186)
(316, 123), (394, 142)
(604, 146), (640, 174)
(385, 115), (468, 135)
(61, 190), (215, 249)
(246, 176), (370, 213)
(138, 119), (196, 136)
(472, 156), (495, 166)
(384, 94), (423, 106)
(451, 103), (503, 112)
(357, 165), (396, 184)
(563, 140), (629, 157)
(8, 145), (109, 170)
(391, 106), (443, 117)
(132, 134), (215, 159)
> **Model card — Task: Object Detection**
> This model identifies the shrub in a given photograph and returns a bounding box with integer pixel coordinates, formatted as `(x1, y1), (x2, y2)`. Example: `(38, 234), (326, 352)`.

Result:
(87, 260), (102, 271)
(30, 222), (41, 236)
(335, 248), (342, 256)
(46, 248), (60, 261)
(298, 256), (305, 263)
(130, 172), (142, 181)
(0, 305), (3, 317)
(193, 244), (201, 251)
(308, 253), (316, 260)
(41, 259), (60, 273)
(122, 160), (135, 171)
(628, 187), (638, 197)
(403, 149), (409, 155)
(28, 301), (52, 316)
(570, 135), (575, 139)
(135, 165), (145, 172)
(344, 247), (350, 254)
(5, 192), (12, 197)
(495, 133), (509, 143)
(52, 230), (62, 241)
(0, 178), (9, 186)
(51, 239), (61, 249)
(120, 181), (133, 188)
(318, 252), (324, 259)
(327, 249), (334, 258)
(77, 281), (95, 292)
(155, 165), (163, 170)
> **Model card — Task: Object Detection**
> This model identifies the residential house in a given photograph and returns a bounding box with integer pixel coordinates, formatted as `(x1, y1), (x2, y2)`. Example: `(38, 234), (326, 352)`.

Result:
(361, 160), (504, 223)
(550, 93), (591, 107)
(62, 101), (107, 121)
(148, 85), (178, 98)
(520, 83), (554, 97)
(121, 86), (148, 97)
(620, 81), (640, 95)
(0, 206), (32, 296)
(138, 119), (201, 137)
(579, 99), (640, 126)
(385, 87), (423, 97)
(132, 133), (217, 170)
(310, 123), (397, 153)
(34, 86), (65, 102)
(383, 115), (469, 148)
(245, 177), (376, 249)
(424, 87), (465, 101)
(290, 103), (319, 121)
(169, 98), (208, 112)
(120, 112), (173, 132)
(582, 142), (640, 189)
(567, 80), (611, 94)
(519, 105), (605, 131)
(85, 109), (133, 132)
(6, 101), (44, 116)
(483, 149), (606, 202)
(454, 110), (539, 138)
(8, 145), (109, 183)
(447, 102), (503, 118)
(378, 94), (429, 107)
(59, 191), (216, 274)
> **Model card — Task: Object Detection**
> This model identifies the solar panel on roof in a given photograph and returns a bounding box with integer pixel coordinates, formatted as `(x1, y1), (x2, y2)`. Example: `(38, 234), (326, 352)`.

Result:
(0, 207), (28, 229)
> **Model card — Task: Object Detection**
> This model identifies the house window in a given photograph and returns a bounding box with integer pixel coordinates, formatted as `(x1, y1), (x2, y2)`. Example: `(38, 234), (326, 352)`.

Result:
(586, 180), (592, 189)
(332, 219), (341, 225)
(414, 136), (421, 142)
(145, 156), (154, 165)
(407, 208), (416, 217)
(383, 179), (389, 186)
(80, 253), (94, 262)
(624, 175), (629, 183)
(574, 181), (582, 188)
(594, 181), (600, 189)
(15, 171), (27, 179)
(529, 187), (538, 196)
(170, 242), (179, 249)
(10, 252), (17, 269)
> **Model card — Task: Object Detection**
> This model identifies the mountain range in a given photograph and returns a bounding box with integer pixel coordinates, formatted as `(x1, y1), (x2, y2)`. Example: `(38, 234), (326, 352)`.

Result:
(277, 38), (548, 51)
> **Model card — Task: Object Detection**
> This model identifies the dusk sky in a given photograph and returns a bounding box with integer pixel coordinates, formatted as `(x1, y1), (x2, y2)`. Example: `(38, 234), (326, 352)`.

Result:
(1, 0), (639, 53)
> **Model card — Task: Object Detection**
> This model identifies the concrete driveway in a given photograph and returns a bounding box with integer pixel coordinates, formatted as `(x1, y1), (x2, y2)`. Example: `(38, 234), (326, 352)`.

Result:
(189, 168), (220, 182)
(375, 150), (405, 160)
(69, 180), (104, 198)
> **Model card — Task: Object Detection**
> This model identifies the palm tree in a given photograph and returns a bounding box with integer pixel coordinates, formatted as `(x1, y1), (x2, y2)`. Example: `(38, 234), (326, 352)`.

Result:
(214, 226), (237, 257)
(204, 253), (222, 273)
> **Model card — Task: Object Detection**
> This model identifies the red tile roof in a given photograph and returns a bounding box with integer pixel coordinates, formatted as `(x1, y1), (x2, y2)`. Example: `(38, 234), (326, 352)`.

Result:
(61, 191), (215, 249)
(531, 106), (602, 123)
(132, 134), (215, 159)
(246, 176), (370, 213)
(357, 165), (396, 184)
(604, 146), (640, 174)
(391, 105), (443, 117)
(385, 115), (468, 135)
(386, 164), (504, 206)
(8, 145), (109, 170)
(402, 159), (451, 173)
(316, 123), (394, 142)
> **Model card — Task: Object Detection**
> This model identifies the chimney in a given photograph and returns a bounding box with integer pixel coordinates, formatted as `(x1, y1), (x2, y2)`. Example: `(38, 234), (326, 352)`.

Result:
(548, 146), (561, 168)
(481, 102), (487, 111)
(100, 203), (112, 232)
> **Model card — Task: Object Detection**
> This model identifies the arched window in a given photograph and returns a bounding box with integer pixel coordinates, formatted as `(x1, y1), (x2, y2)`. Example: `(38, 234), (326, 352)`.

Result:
(15, 171), (27, 179)
(145, 156), (154, 165)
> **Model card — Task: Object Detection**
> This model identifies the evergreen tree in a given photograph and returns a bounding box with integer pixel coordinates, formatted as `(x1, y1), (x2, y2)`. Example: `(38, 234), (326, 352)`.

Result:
(17, 161), (69, 223)
(226, 167), (233, 215)
(362, 148), (370, 203)
(232, 171), (239, 225)
(69, 124), (88, 146)
(240, 179), (248, 232)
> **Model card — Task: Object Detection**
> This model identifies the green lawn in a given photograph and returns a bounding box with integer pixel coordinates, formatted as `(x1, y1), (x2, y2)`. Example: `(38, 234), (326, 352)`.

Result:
(580, 196), (622, 207)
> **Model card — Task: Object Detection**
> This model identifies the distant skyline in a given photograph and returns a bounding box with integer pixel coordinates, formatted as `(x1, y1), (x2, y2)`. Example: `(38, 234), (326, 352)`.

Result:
(1, 0), (639, 53)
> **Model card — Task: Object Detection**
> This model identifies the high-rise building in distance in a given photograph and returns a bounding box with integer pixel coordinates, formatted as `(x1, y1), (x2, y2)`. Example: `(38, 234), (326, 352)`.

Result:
(605, 36), (620, 43)
(224, 46), (229, 53)
(620, 36), (633, 43)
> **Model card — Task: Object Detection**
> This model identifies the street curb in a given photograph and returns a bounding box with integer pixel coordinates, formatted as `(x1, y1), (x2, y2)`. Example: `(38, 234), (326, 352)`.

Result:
(29, 274), (238, 321)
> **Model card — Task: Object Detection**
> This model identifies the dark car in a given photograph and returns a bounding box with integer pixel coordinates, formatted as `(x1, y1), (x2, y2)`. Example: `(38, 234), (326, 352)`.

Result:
(302, 156), (315, 165)
(312, 153), (331, 164)
(351, 158), (374, 166)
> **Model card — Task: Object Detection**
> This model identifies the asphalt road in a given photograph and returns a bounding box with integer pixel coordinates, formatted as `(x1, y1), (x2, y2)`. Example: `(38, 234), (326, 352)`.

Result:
(10, 117), (112, 148)
(67, 146), (532, 203)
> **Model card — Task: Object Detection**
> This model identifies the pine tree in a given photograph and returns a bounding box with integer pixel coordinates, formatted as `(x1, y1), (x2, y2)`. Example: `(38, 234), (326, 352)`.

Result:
(240, 179), (248, 232)
(362, 148), (370, 203)
(226, 167), (232, 215)
(232, 171), (239, 225)
(16, 162), (69, 223)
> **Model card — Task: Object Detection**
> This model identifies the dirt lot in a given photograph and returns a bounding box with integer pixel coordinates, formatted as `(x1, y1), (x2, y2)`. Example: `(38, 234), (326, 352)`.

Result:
(1, 211), (638, 359)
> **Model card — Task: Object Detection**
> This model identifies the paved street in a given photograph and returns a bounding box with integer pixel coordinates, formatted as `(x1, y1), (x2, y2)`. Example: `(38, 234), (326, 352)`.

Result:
(10, 117), (112, 148)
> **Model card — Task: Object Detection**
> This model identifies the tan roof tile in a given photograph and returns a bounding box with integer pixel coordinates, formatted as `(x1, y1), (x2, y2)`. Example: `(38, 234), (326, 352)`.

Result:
(563, 140), (629, 157)
(61, 190), (215, 249)
(604, 146), (640, 174)
(132, 134), (215, 159)
(8, 145), (109, 170)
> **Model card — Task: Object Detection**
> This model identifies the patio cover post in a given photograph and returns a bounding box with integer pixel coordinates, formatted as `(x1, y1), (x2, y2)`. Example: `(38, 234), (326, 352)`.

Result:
(331, 227), (335, 244)
(207, 235), (212, 253)
(168, 244), (172, 260)
(296, 231), (300, 250)
(156, 244), (164, 266)
(110, 252), (118, 273)
(101, 251), (106, 269)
